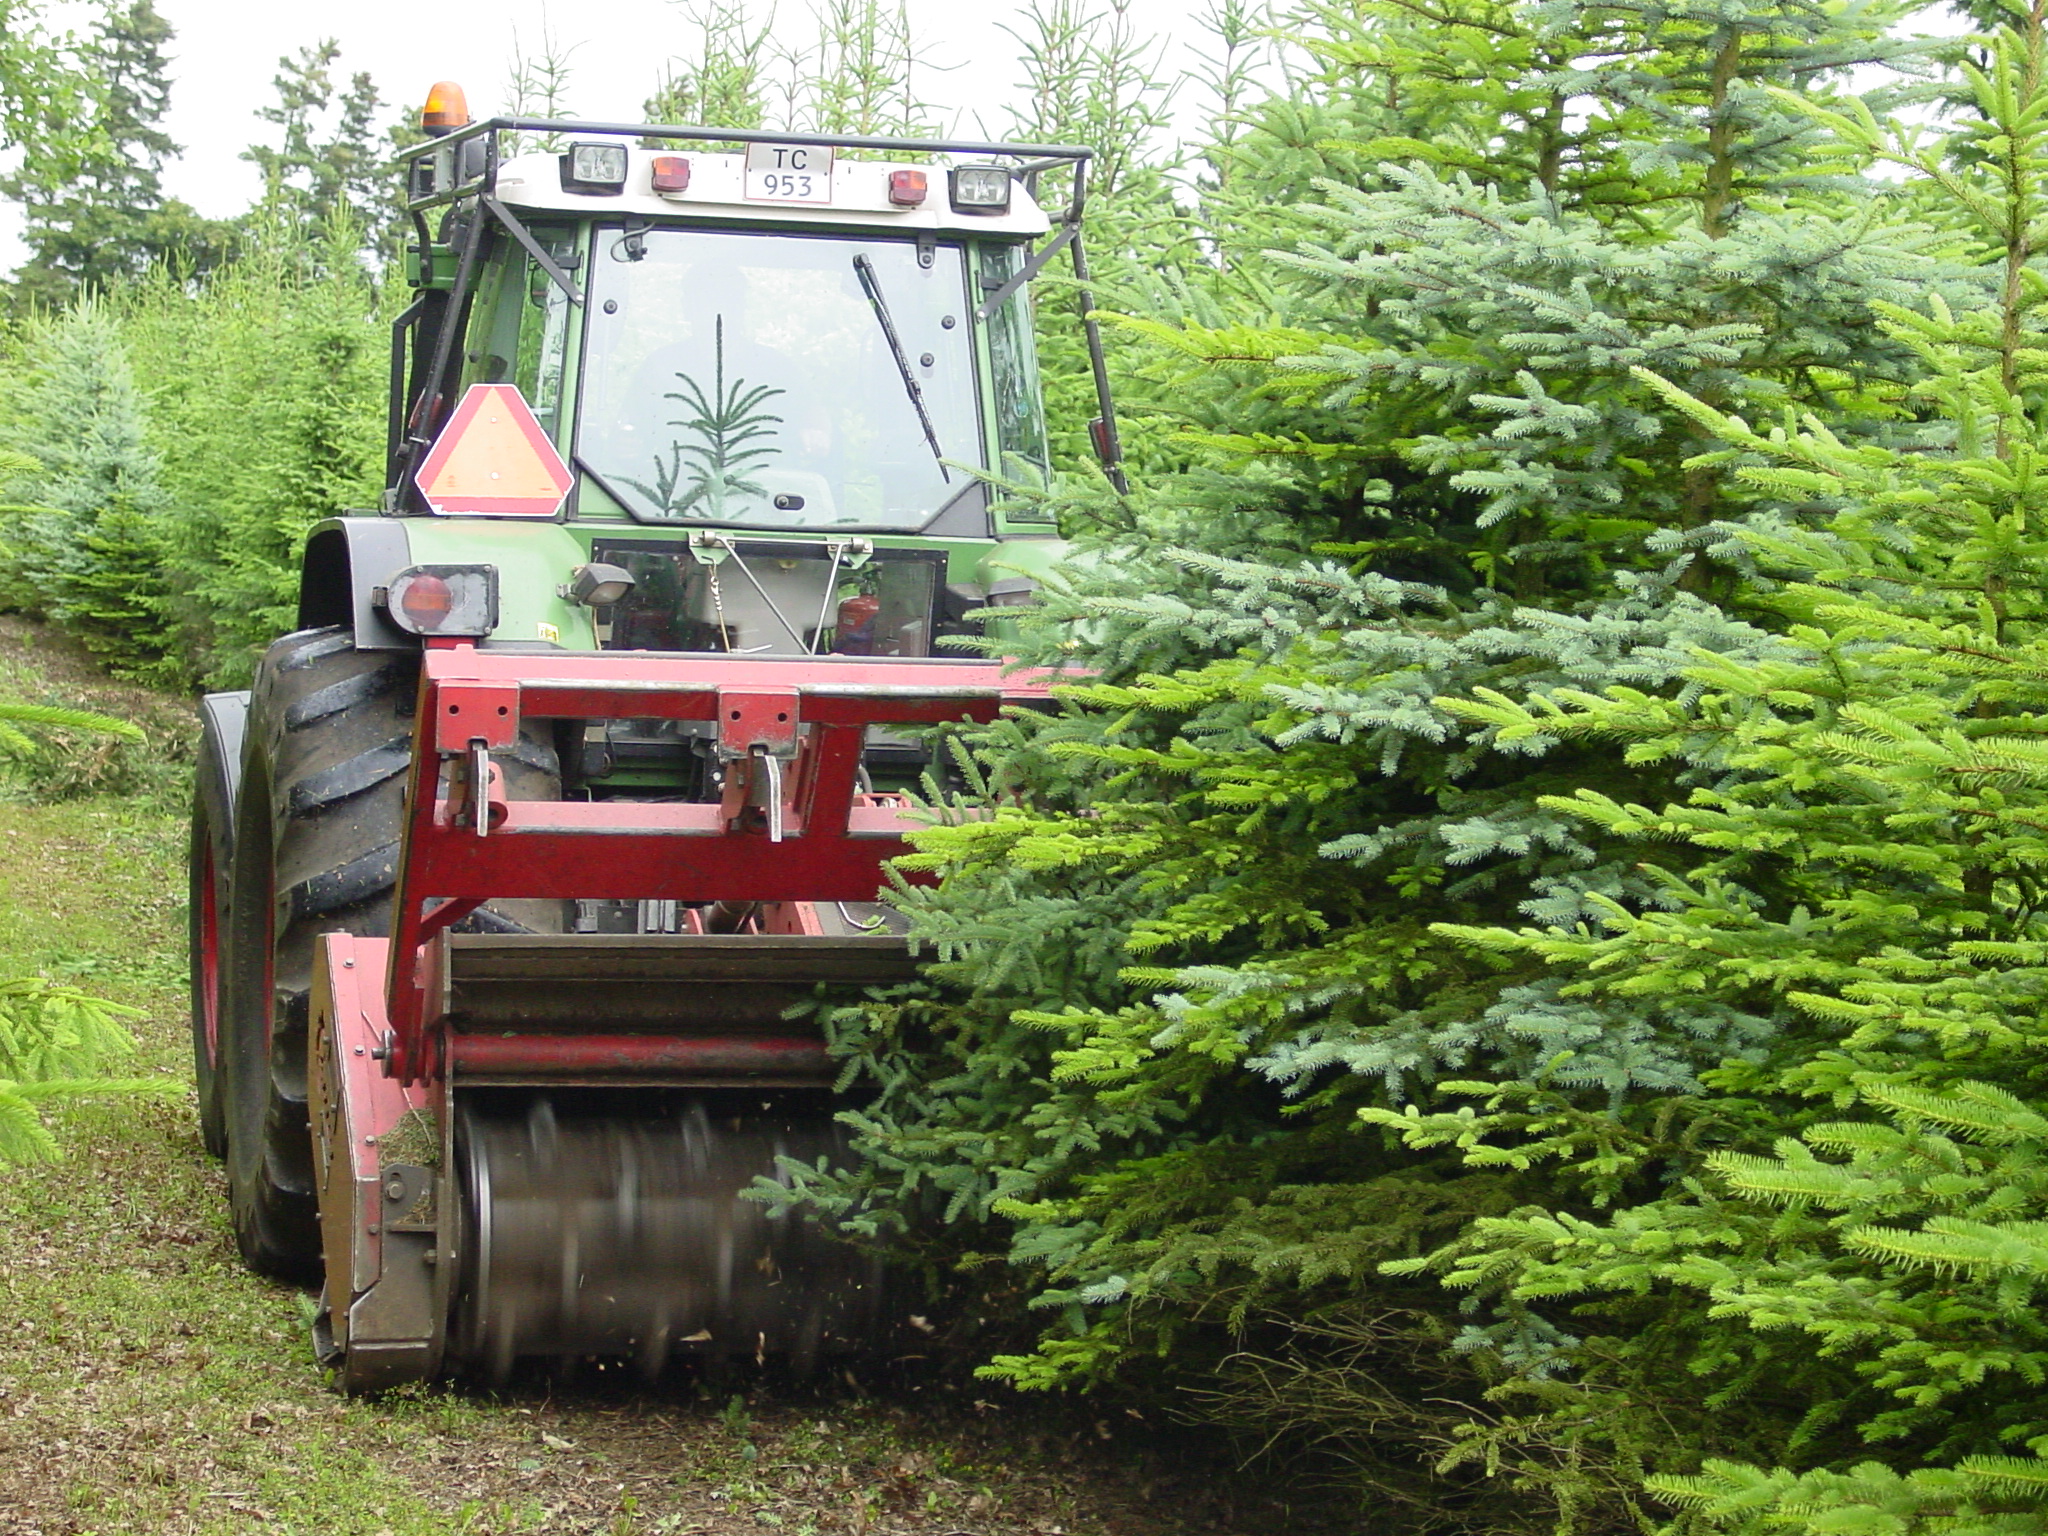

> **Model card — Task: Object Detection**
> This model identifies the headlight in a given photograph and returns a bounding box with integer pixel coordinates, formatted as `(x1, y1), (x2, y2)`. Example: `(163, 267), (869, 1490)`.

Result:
(949, 164), (1011, 214)
(565, 562), (636, 606)
(377, 564), (500, 636)
(984, 576), (1040, 608)
(561, 141), (629, 194)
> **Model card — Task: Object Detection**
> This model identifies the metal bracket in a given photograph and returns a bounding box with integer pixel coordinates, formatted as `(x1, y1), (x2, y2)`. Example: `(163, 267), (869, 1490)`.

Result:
(687, 530), (734, 566)
(618, 215), (653, 263)
(381, 1162), (434, 1227)
(757, 748), (786, 843)
(481, 194), (584, 306)
(462, 746), (507, 838)
(433, 681), (520, 753)
(716, 687), (801, 761)
(976, 222), (1077, 322)
(717, 746), (792, 842)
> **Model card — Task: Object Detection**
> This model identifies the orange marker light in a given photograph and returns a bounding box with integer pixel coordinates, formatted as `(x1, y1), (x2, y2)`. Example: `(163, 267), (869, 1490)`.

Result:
(888, 168), (928, 206)
(422, 80), (471, 135)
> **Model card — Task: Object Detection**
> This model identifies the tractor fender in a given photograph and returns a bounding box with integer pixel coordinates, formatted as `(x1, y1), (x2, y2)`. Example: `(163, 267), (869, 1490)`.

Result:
(196, 690), (250, 862)
(297, 517), (415, 650)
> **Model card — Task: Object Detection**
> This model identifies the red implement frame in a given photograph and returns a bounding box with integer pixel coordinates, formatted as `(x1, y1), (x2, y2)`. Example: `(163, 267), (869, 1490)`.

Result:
(383, 642), (1053, 1081)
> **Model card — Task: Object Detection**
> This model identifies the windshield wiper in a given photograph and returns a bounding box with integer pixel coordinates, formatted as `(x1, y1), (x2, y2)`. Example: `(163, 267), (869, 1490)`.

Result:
(852, 253), (949, 483)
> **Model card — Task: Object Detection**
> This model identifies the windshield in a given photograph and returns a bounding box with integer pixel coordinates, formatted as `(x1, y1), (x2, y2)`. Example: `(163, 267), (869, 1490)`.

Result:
(578, 228), (980, 530)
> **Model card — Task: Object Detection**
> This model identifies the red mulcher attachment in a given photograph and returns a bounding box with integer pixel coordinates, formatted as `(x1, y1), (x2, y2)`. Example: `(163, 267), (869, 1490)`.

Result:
(308, 642), (1049, 1391)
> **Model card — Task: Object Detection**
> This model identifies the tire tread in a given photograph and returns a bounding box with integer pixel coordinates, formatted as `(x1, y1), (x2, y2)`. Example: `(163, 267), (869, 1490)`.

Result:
(222, 627), (560, 1282)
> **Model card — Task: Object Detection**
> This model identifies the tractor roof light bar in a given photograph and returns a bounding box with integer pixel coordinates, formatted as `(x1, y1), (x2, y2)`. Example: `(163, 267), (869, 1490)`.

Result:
(398, 118), (1095, 219)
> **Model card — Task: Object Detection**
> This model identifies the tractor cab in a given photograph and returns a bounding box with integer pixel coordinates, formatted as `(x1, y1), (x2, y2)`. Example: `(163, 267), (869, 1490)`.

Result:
(361, 97), (1121, 672)
(472, 150), (1054, 537)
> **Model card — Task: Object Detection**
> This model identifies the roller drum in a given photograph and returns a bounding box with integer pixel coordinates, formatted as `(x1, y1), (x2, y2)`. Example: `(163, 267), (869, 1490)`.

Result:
(454, 1094), (882, 1381)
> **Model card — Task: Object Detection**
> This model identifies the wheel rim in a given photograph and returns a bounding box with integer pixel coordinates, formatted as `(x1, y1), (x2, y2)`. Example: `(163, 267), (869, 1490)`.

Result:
(196, 837), (222, 1064)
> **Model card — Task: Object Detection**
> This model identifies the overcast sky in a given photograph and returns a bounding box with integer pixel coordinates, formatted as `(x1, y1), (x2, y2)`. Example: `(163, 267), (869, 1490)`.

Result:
(0, 0), (1211, 262)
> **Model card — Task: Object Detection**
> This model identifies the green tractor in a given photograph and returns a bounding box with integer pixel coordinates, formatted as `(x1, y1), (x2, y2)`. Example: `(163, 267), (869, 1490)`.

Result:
(188, 86), (1119, 1389)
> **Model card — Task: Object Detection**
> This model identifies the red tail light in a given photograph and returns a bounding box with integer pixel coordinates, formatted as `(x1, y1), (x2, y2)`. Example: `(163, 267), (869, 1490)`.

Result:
(887, 169), (927, 207)
(651, 155), (692, 195)
(380, 565), (500, 637)
(398, 574), (453, 629)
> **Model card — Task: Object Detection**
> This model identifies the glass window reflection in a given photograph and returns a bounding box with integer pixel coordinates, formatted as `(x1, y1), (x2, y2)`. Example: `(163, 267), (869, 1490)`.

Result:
(579, 228), (979, 531)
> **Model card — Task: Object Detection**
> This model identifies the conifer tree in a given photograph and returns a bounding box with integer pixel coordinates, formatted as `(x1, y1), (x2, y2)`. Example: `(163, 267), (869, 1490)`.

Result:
(644, 0), (935, 137)
(121, 211), (388, 685)
(506, 24), (582, 155)
(242, 42), (393, 263)
(755, 0), (1984, 1522)
(0, 299), (175, 676)
(993, 0), (1188, 466)
(1353, 0), (2048, 1520)
(645, 3), (767, 134)
(3, 0), (234, 307)
(795, 0), (935, 137)
(1138, 0), (1950, 599)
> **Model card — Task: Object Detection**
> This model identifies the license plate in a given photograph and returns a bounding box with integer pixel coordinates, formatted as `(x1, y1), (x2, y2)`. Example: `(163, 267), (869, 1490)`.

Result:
(743, 143), (834, 204)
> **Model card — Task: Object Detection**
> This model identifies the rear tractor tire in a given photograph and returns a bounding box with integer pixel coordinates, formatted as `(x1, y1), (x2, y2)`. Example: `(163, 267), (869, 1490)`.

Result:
(220, 626), (561, 1282)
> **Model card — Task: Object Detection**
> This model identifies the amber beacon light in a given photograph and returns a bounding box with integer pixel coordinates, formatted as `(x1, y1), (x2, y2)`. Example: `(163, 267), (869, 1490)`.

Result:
(421, 80), (471, 135)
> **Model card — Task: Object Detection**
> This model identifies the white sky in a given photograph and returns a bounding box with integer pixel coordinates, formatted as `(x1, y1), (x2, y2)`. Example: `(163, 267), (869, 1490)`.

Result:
(0, 0), (1213, 263)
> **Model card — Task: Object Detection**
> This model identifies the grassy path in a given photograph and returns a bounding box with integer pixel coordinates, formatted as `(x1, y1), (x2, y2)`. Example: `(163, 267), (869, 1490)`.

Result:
(0, 628), (1326, 1536)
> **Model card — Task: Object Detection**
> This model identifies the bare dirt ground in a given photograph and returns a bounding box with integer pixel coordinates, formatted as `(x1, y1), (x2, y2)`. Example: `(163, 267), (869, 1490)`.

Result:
(0, 620), (1358, 1536)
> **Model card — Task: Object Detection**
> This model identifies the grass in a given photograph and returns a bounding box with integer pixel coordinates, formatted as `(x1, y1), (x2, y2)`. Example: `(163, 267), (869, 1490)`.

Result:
(0, 622), (1343, 1536)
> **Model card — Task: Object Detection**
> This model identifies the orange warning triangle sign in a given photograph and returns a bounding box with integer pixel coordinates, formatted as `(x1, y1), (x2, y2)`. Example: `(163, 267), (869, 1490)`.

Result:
(415, 384), (574, 516)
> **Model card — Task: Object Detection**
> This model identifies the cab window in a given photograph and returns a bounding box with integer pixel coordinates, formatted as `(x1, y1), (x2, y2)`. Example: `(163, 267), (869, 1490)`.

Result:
(458, 226), (577, 435)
